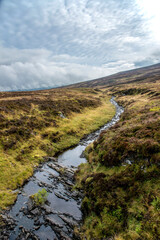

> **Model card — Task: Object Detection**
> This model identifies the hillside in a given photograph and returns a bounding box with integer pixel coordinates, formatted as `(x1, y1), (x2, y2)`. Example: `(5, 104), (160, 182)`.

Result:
(75, 66), (160, 239)
(65, 63), (160, 88)
(0, 63), (159, 239)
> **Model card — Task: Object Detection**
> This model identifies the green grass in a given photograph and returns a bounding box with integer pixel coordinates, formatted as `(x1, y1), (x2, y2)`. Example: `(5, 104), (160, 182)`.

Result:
(31, 188), (48, 206)
(75, 81), (160, 240)
(0, 89), (115, 210)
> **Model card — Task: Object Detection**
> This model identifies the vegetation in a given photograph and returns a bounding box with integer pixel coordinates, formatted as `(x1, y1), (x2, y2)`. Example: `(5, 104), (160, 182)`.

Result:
(75, 80), (160, 239)
(0, 63), (160, 239)
(0, 88), (115, 209)
(31, 188), (48, 206)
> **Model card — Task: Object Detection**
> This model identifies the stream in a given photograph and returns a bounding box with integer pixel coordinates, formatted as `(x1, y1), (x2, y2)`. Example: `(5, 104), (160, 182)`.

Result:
(3, 97), (124, 240)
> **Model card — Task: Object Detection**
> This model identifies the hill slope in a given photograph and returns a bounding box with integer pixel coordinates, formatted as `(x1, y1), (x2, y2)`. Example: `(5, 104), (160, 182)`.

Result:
(65, 63), (160, 88)
(75, 65), (160, 239)
(0, 63), (159, 240)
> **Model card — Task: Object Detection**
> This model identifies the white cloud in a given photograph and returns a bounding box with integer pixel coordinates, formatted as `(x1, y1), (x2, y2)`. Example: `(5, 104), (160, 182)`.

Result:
(0, 0), (160, 91)
(0, 47), (138, 91)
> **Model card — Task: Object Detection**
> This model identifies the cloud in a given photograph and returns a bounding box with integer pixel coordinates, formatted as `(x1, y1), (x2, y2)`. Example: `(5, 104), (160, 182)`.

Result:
(0, 0), (160, 91)
(0, 47), (139, 91)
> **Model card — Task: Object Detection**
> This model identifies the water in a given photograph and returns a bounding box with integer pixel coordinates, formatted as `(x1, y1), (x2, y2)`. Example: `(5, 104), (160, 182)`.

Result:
(8, 97), (124, 240)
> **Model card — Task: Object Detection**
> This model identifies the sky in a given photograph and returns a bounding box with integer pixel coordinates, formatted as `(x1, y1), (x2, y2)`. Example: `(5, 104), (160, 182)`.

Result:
(0, 0), (160, 91)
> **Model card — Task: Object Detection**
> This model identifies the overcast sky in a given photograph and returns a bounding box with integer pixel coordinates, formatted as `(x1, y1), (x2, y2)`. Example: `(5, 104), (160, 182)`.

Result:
(0, 0), (160, 91)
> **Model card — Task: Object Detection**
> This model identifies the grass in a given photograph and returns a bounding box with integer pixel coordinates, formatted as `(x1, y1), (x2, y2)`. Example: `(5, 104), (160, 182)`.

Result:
(0, 88), (115, 210)
(75, 80), (160, 240)
(31, 188), (48, 206)
(0, 65), (160, 238)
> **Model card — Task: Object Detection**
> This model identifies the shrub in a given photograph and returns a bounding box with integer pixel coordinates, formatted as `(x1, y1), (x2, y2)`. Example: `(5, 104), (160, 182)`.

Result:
(151, 197), (160, 210)
(31, 188), (48, 206)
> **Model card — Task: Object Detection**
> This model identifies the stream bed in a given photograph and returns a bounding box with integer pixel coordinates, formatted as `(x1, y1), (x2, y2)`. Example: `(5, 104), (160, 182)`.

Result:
(2, 97), (123, 240)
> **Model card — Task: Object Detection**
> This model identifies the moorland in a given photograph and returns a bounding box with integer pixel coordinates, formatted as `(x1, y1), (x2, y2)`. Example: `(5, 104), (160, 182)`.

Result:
(74, 64), (160, 239)
(0, 63), (160, 239)
(0, 87), (115, 210)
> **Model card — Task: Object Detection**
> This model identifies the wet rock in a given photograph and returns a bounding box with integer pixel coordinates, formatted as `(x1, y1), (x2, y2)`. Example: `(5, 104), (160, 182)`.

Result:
(27, 197), (35, 211)
(54, 192), (69, 201)
(71, 191), (79, 198)
(59, 215), (78, 228)
(41, 205), (57, 214)
(34, 220), (41, 226)
(47, 162), (59, 170)
(45, 216), (63, 228)
(21, 207), (28, 215)
(65, 180), (74, 187)
(80, 151), (85, 158)
(0, 214), (16, 236)
(34, 225), (40, 230)
(38, 181), (53, 191)
(38, 182), (44, 187)
(50, 226), (72, 240)
(48, 157), (58, 161)
(16, 227), (40, 240)
(2, 237), (8, 240)
(63, 172), (74, 180)
(48, 172), (59, 179)
(65, 168), (75, 174)
(59, 231), (72, 240)
(31, 208), (40, 216)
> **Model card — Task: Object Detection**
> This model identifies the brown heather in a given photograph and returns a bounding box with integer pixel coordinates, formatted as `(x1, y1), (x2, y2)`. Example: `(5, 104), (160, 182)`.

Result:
(0, 63), (160, 240)
(0, 88), (115, 209)
(75, 75), (160, 239)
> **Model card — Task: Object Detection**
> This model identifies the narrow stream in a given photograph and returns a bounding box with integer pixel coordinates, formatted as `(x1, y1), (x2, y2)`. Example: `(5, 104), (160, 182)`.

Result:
(7, 97), (124, 240)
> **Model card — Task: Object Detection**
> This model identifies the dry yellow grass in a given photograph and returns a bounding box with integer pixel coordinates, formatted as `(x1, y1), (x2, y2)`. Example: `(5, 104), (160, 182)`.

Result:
(0, 88), (115, 209)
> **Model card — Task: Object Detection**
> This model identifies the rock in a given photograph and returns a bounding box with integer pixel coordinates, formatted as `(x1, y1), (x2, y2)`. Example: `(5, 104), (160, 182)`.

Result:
(34, 225), (40, 230)
(48, 157), (57, 161)
(34, 220), (41, 226)
(27, 198), (35, 211)
(80, 151), (85, 158)
(45, 216), (63, 228)
(41, 205), (55, 214)
(59, 215), (78, 228)
(21, 207), (28, 215)
(54, 192), (69, 201)
(26, 233), (30, 239)
(31, 208), (40, 216)
(59, 231), (72, 240)
(4, 237), (9, 240)
(16, 228), (40, 240)
(65, 180), (73, 187)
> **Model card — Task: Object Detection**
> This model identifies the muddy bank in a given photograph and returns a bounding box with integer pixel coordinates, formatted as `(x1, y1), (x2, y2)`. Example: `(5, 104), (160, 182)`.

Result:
(0, 97), (123, 240)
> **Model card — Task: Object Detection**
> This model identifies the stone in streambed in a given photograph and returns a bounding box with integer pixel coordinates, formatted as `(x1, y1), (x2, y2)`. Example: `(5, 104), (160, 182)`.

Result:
(31, 208), (40, 216)
(27, 197), (35, 211)
(59, 215), (78, 228)
(54, 192), (69, 201)
(45, 216), (63, 228)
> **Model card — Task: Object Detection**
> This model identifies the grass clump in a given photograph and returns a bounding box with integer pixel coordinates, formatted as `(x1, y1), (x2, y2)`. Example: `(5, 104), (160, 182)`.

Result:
(31, 188), (48, 206)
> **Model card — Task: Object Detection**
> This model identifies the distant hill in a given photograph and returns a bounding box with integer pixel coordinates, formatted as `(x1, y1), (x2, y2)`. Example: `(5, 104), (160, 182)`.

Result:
(65, 63), (160, 88)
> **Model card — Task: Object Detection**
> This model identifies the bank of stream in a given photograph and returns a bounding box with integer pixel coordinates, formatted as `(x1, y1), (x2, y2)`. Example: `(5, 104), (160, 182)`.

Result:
(1, 97), (124, 240)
